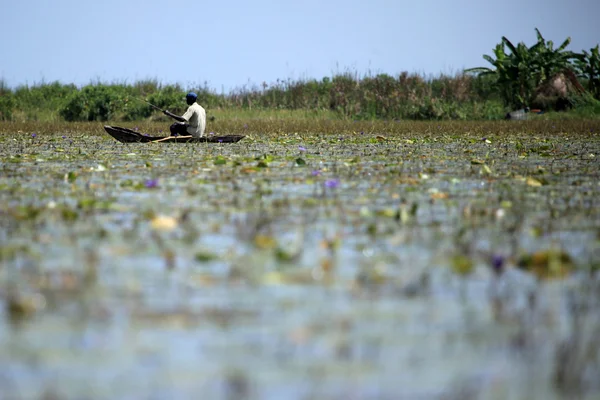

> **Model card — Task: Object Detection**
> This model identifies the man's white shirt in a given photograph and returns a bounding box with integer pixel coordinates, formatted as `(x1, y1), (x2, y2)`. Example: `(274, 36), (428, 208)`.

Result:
(182, 102), (206, 137)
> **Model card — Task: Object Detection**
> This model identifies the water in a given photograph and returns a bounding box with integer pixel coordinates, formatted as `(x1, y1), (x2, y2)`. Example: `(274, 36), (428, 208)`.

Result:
(1, 127), (599, 399)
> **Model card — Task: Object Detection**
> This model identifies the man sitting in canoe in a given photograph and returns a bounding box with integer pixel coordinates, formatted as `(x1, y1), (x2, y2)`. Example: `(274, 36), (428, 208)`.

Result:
(163, 92), (206, 138)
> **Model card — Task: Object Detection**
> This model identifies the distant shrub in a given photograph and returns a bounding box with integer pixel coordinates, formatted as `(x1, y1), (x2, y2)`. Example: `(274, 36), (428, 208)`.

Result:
(11, 82), (77, 121)
(0, 79), (15, 120)
(0, 92), (15, 121)
(147, 85), (185, 113)
(60, 85), (128, 121)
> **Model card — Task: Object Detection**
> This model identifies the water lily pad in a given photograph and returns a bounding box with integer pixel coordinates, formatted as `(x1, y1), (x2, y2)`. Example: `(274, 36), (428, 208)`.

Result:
(151, 215), (178, 231)
(517, 250), (574, 279)
(526, 177), (543, 187)
(451, 254), (474, 276)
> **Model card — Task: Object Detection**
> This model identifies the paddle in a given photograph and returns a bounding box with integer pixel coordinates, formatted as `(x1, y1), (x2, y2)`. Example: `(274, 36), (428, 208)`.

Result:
(152, 135), (192, 143)
(133, 97), (166, 113)
(134, 97), (186, 124)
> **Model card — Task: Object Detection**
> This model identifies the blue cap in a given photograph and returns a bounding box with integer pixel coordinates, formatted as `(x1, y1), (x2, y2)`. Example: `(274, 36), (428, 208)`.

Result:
(186, 92), (197, 100)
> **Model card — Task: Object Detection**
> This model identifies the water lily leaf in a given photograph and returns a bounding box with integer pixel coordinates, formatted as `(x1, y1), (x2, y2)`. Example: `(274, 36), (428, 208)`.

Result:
(430, 191), (449, 200)
(61, 208), (78, 221)
(517, 250), (574, 279)
(77, 198), (97, 210)
(151, 215), (178, 231)
(256, 154), (273, 162)
(451, 254), (473, 275)
(376, 208), (396, 218)
(275, 248), (297, 262)
(254, 234), (277, 249)
(195, 251), (218, 262)
(526, 177), (543, 187)
(263, 271), (285, 285)
(65, 171), (77, 182)
(91, 164), (106, 172)
(214, 155), (227, 165)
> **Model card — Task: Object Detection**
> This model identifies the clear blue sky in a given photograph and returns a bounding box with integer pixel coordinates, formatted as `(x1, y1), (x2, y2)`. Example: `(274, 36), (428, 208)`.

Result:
(1, 0), (598, 93)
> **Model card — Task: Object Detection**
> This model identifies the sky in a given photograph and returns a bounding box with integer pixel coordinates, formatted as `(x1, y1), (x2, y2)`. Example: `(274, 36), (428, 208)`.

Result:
(1, 0), (599, 93)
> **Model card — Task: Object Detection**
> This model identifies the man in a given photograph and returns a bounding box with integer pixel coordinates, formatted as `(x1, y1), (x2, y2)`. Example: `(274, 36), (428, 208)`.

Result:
(163, 92), (206, 138)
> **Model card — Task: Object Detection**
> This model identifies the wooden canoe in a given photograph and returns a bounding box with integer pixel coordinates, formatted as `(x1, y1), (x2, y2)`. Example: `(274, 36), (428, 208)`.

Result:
(104, 125), (245, 143)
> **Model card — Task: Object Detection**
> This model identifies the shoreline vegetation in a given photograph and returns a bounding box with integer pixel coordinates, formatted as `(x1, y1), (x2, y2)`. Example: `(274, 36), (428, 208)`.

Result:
(1, 72), (598, 124)
(1, 29), (598, 123)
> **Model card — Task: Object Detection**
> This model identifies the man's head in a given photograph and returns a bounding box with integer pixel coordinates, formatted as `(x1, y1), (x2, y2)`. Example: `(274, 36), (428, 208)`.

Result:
(186, 92), (197, 105)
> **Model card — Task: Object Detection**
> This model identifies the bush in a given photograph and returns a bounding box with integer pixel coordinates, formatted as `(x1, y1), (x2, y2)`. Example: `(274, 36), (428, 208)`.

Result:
(12, 82), (77, 121)
(147, 85), (186, 114)
(60, 85), (128, 121)
(0, 92), (15, 121)
(568, 92), (600, 115)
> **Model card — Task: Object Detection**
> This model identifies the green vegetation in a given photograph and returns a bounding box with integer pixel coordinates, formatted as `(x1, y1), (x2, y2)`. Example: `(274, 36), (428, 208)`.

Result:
(466, 28), (600, 111)
(575, 44), (600, 99)
(1, 73), (507, 122)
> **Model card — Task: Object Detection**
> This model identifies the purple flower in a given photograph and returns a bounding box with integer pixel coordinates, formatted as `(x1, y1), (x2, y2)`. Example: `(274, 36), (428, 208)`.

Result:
(31, 133), (37, 138)
(144, 178), (159, 189)
(311, 170), (321, 176)
(298, 145), (306, 152)
(209, 132), (215, 135)
(134, 127), (139, 131)
(218, 138), (223, 143)
(490, 254), (505, 274)
(62, 135), (66, 139)
(360, 131), (364, 135)
(324, 179), (340, 189)
(482, 137), (487, 142)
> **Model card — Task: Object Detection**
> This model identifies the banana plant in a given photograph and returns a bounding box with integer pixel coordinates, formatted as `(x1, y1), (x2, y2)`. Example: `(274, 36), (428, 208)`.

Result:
(466, 28), (582, 109)
(466, 42), (520, 108)
(575, 45), (600, 99)
(530, 28), (581, 85)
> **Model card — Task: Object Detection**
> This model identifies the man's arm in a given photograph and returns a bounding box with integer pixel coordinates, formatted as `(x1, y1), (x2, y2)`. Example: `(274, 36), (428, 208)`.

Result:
(163, 110), (186, 123)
